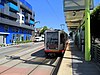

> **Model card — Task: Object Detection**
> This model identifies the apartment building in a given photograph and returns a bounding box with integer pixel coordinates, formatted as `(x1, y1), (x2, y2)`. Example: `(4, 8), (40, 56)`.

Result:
(0, 0), (35, 44)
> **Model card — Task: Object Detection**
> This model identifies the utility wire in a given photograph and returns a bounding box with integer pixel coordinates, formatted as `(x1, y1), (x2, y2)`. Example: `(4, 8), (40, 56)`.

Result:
(45, 0), (61, 21)
(45, 0), (66, 30)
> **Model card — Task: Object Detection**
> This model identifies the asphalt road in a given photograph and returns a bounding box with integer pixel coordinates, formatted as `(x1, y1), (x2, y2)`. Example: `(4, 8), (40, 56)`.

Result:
(0, 42), (44, 59)
(0, 42), (62, 75)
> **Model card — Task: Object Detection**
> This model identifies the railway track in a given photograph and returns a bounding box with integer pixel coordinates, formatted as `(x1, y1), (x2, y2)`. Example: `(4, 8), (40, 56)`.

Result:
(0, 56), (47, 75)
(0, 45), (45, 74)
(0, 44), (62, 75)
(0, 43), (44, 65)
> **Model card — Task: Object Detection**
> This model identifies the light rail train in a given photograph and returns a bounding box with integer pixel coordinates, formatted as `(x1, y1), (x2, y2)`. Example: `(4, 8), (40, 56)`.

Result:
(44, 29), (68, 57)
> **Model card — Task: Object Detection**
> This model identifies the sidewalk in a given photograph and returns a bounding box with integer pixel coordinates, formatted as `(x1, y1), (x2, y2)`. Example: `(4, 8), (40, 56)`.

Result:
(57, 42), (100, 75)
(0, 42), (34, 49)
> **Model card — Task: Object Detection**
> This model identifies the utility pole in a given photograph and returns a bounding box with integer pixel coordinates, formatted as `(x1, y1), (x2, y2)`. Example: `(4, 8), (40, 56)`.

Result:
(85, 0), (91, 61)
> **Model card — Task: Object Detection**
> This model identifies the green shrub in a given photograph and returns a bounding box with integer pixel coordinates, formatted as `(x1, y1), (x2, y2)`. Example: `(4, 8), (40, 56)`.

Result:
(15, 40), (32, 44)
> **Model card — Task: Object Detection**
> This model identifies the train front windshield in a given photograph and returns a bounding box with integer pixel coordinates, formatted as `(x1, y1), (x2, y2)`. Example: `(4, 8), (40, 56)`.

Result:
(46, 32), (58, 50)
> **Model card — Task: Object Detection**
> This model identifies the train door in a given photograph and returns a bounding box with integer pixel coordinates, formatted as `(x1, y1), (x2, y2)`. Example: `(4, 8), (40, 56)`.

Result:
(59, 33), (65, 50)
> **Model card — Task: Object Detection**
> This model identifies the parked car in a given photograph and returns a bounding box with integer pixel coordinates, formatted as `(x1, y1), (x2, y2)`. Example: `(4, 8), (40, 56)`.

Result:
(34, 37), (42, 42)
(41, 35), (44, 41)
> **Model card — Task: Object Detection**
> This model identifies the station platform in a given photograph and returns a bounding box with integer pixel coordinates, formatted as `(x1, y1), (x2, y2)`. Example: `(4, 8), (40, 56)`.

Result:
(57, 42), (100, 75)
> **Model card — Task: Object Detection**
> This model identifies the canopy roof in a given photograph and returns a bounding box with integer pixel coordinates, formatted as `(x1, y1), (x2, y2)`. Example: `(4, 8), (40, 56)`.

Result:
(64, 0), (94, 31)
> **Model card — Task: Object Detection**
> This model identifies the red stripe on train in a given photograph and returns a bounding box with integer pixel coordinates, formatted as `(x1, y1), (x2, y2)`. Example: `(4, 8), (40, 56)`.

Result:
(44, 50), (65, 53)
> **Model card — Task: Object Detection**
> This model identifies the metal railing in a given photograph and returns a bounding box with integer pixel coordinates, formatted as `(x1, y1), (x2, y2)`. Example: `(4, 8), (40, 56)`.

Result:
(20, 0), (32, 13)
(20, 0), (32, 10)
(9, 11), (17, 18)
(91, 44), (100, 64)
(0, 17), (34, 30)
(8, 0), (17, 3)
(0, 8), (17, 18)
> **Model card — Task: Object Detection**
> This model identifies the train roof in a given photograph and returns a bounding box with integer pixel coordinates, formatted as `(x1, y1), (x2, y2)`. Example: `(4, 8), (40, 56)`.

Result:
(45, 29), (68, 36)
(45, 29), (65, 33)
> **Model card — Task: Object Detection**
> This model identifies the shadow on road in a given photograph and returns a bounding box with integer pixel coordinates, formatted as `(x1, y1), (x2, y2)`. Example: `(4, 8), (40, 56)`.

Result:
(18, 48), (59, 68)
(31, 48), (45, 57)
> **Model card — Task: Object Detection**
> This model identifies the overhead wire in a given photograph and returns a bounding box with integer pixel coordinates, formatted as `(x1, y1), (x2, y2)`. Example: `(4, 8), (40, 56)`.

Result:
(45, 0), (61, 21)
(45, 0), (66, 30)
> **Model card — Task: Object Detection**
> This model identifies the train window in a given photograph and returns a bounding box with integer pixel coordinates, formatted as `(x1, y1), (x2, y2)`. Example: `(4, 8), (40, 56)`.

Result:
(46, 32), (58, 49)
(47, 32), (58, 43)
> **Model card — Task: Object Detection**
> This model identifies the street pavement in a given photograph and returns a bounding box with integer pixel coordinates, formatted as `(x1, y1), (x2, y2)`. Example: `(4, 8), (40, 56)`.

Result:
(57, 42), (100, 75)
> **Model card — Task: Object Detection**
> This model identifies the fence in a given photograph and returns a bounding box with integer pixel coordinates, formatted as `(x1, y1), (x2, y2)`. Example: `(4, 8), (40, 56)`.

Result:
(91, 44), (100, 64)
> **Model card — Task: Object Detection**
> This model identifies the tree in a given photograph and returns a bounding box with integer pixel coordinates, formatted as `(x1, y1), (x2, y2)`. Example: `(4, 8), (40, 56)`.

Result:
(90, 6), (100, 38)
(40, 26), (48, 35)
(69, 31), (73, 37)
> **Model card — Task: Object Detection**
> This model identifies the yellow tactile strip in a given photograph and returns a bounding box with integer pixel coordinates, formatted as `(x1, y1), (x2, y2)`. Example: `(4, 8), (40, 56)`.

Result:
(57, 43), (72, 75)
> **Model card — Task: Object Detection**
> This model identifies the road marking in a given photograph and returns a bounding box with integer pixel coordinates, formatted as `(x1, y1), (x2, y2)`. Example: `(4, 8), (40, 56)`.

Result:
(0, 44), (44, 59)
(0, 45), (44, 65)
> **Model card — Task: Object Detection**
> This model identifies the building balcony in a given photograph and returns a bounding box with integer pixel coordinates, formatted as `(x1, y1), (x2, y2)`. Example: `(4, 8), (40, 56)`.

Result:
(0, 17), (19, 26)
(30, 16), (34, 21)
(24, 13), (35, 21)
(20, 2), (32, 13)
(20, 0), (32, 10)
(24, 13), (28, 17)
(25, 19), (29, 23)
(21, 23), (34, 30)
(25, 19), (28, 24)
(0, 17), (34, 30)
(0, 4), (4, 9)
(9, 11), (17, 19)
(7, 0), (17, 3)
(7, 2), (19, 12)
(0, 8), (17, 19)
(0, 8), (5, 13)
(29, 20), (34, 25)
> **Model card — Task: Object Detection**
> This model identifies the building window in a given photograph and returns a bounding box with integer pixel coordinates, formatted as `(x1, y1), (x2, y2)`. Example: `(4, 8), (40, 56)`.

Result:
(0, 0), (6, 6)
(12, 27), (16, 32)
(22, 16), (24, 20)
(4, 25), (9, 32)
(12, 27), (15, 32)
(12, 27), (19, 33)
(26, 35), (28, 40)
(16, 28), (19, 32)
(26, 30), (28, 34)
(22, 29), (24, 33)
(28, 30), (31, 34)
(13, 34), (15, 39)
(26, 35), (30, 40)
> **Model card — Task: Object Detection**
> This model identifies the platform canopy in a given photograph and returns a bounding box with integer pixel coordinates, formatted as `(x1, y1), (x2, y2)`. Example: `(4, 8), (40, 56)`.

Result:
(64, 0), (94, 31)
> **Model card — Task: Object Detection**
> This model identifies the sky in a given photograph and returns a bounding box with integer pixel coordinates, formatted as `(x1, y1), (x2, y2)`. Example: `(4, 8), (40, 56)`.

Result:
(26, 0), (68, 32)
(26, 0), (100, 33)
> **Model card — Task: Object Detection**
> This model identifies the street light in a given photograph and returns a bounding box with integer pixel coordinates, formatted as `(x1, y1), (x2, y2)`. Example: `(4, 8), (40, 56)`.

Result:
(60, 24), (65, 30)
(33, 21), (40, 26)
(34, 21), (40, 36)
(34, 21), (40, 25)
(33, 21), (40, 30)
